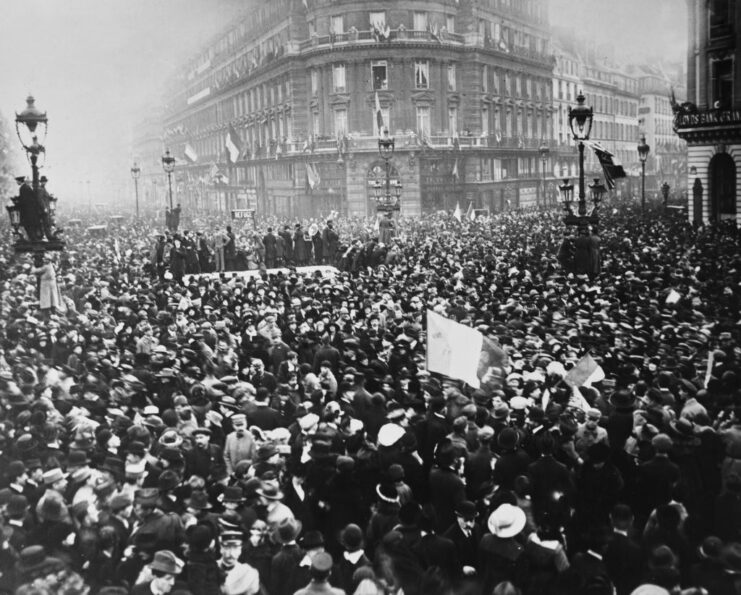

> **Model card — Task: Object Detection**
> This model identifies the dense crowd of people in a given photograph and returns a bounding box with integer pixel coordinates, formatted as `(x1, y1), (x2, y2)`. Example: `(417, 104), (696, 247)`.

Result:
(0, 200), (740, 595)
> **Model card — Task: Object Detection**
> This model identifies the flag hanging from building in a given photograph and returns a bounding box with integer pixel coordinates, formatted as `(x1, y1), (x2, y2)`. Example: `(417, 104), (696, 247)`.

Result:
(453, 202), (462, 222)
(225, 124), (242, 164)
(306, 163), (320, 189)
(563, 354), (605, 388)
(209, 162), (219, 180)
(375, 92), (384, 136)
(184, 143), (198, 164)
(466, 201), (474, 221)
(452, 159), (459, 181)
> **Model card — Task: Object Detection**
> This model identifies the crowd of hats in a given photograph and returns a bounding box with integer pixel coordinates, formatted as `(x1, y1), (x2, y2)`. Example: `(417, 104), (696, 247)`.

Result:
(0, 206), (740, 594)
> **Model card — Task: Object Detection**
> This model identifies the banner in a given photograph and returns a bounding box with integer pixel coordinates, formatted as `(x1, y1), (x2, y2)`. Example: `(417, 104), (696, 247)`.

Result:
(426, 311), (483, 388)
(564, 354), (605, 388)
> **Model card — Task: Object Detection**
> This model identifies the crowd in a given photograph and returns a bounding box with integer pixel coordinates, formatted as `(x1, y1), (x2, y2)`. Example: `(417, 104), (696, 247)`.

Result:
(0, 200), (740, 595)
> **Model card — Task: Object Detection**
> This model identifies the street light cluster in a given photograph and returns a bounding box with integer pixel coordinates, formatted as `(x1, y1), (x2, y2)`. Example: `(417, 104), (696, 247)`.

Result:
(374, 128), (402, 212)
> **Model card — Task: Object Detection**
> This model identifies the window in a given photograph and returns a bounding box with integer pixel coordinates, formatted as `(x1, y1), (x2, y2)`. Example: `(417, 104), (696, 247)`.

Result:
(710, 0), (732, 33)
(712, 58), (734, 108)
(334, 109), (347, 136)
(415, 61), (430, 89)
(482, 107), (489, 136)
(448, 107), (458, 134)
(448, 64), (457, 91)
(330, 15), (344, 34)
(416, 105), (431, 136)
(332, 64), (346, 92)
(373, 106), (390, 137)
(312, 111), (320, 135)
(371, 61), (388, 90)
(310, 70), (318, 95)
(482, 65), (488, 92)
(369, 11), (386, 29)
(446, 15), (455, 33)
(413, 12), (428, 31)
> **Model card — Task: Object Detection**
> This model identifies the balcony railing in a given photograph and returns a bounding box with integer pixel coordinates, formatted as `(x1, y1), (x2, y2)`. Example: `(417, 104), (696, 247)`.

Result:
(674, 106), (741, 130)
(297, 28), (465, 52)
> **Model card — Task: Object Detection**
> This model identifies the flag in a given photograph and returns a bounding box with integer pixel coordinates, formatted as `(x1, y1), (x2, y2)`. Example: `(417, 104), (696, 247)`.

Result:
(375, 92), (384, 136)
(114, 238), (121, 262)
(452, 159), (459, 181)
(591, 144), (626, 190)
(306, 163), (320, 189)
(426, 311), (483, 388)
(209, 162), (219, 180)
(373, 216), (380, 233)
(477, 336), (509, 386)
(184, 143), (198, 164)
(225, 124), (242, 164)
(453, 202), (462, 222)
(564, 354), (605, 388)
(465, 201), (474, 221)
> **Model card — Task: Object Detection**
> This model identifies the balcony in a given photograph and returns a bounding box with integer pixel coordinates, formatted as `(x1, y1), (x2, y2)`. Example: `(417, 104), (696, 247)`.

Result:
(297, 28), (465, 53)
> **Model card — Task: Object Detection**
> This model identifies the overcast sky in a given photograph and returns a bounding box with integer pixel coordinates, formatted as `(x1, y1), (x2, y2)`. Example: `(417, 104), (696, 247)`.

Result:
(0, 0), (688, 207)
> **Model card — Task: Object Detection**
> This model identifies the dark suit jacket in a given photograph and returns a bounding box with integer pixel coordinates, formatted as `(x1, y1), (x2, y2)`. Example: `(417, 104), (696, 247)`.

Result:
(527, 455), (575, 512)
(413, 533), (460, 582)
(603, 531), (644, 595)
(270, 543), (305, 595)
(248, 403), (284, 431)
(570, 551), (611, 586)
(442, 521), (484, 569)
(428, 466), (466, 533)
(635, 455), (680, 514)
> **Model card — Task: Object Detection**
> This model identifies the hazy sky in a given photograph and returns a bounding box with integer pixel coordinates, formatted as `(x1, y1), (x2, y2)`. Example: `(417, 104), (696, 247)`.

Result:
(0, 0), (688, 207)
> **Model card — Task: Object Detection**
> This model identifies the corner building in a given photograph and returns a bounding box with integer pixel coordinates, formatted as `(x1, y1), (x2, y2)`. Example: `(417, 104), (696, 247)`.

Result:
(160, 0), (555, 218)
(676, 0), (741, 224)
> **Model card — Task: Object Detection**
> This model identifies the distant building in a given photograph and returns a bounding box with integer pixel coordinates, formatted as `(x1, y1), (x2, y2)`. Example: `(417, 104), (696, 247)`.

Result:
(551, 47), (581, 191)
(131, 111), (167, 213)
(154, 0), (556, 218)
(675, 0), (740, 223)
(637, 68), (687, 196)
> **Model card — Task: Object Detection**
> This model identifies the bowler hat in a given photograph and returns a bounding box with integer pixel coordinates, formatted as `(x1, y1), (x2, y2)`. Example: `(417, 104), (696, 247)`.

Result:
(6, 494), (28, 518)
(455, 500), (477, 521)
(135, 487), (159, 507)
(299, 530), (325, 550)
(185, 490), (212, 510)
(222, 486), (244, 503)
(271, 517), (302, 545)
(339, 523), (364, 552)
(256, 482), (283, 501)
(16, 545), (64, 580)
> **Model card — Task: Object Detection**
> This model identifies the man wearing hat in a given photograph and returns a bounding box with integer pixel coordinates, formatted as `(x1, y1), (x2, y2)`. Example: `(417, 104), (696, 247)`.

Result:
(219, 530), (260, 594)
(443, 500), (483, 576)
(129, 488), (185, 553)
(130, 549), (183, 595)
(334, 523), (371, 593)
(186, 427), (226, 484)
(13, 175), (43, 241)
(293, 552), (344, 595)
(270, 517), (305, 595)
(35, 467), (71, 524)
(224, 414), (256, 476)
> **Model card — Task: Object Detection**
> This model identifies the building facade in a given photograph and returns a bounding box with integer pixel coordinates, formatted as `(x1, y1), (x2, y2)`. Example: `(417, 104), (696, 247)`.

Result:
(676, 0), (741, 223)
(551, 47), (581, 194)
(156, 0), (557, 219)
(637, 69), (687, 196)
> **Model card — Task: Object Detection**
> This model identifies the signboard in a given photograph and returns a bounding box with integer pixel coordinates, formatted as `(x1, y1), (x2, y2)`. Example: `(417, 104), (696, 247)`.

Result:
(518, 186), (537, 208)
(231, 209), (256, 228)
(473, 208), (490, 219)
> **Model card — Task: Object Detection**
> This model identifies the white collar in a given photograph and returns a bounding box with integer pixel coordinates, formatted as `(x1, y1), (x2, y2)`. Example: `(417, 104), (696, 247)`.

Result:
(299, 554), (313, 567)
(343, 549), (365, 564)
(613, 529), (628, 537)
(587, 549), (603, 560)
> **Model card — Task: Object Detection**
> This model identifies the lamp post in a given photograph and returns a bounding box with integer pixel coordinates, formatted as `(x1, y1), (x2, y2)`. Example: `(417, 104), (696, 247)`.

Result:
(539, 141), (550, 207)
(637, 133), (650, 214)
(5, 95), (64, 259)
(373, 128), (402, 213)
(130, 162), (141, 218)
(161, 148), (176, 210)
(559, 92), (604, 276)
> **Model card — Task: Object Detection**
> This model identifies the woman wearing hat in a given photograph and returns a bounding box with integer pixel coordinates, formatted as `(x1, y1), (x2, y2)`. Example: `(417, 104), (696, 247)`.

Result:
(478, 503), (529, 593)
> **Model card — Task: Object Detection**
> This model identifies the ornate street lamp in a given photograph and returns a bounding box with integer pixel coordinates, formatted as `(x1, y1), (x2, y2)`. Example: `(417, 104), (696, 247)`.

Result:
(376, 127), (401, 212)
(6, 95), (64, 259)
(130, 161), (141, 218)
(637, 134), (650, 214)
(563, 92), (602, 276)
(539, 141), (550, 207)
(161, 149), (176, 210)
